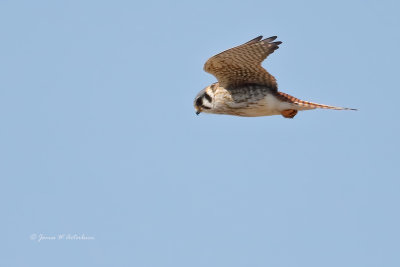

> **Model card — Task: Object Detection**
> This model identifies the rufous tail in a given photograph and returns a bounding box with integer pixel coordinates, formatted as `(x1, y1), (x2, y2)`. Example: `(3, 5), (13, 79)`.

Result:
(276, 92), (357, 111)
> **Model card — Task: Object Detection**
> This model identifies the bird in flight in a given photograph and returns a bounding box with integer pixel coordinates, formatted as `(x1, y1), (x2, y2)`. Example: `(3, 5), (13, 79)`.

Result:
(194, 36), (356, 118)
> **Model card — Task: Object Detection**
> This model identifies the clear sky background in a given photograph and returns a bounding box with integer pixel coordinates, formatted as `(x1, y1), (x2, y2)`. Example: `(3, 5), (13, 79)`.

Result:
(1, 0), (399, 266)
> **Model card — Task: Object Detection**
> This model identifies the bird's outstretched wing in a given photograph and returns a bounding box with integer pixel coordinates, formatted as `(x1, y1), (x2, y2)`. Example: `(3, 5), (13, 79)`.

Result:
(204, 36), (281, 90)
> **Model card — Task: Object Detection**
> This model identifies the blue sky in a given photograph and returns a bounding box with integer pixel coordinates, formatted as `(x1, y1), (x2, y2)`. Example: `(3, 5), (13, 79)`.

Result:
(1, 0), (399, 266)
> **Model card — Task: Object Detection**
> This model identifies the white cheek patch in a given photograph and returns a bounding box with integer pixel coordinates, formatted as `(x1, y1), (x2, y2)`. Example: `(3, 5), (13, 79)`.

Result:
(202, 97), (213, 109)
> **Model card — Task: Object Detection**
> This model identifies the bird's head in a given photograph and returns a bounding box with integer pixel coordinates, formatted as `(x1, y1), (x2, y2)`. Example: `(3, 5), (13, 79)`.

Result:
(194, 85), (215, 115)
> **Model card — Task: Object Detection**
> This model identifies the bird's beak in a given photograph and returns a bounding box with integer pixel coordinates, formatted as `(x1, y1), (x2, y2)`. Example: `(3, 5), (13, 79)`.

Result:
(195, 106), (201, 115)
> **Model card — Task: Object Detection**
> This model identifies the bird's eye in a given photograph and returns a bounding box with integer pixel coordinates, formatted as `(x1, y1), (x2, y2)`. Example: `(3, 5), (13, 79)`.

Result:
(195, 95), (211, 110)
(195, 97), (203, 107)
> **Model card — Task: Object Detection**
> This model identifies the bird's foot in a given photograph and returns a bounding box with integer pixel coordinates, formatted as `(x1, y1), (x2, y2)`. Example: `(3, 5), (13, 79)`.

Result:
(281, 109), (298, 118)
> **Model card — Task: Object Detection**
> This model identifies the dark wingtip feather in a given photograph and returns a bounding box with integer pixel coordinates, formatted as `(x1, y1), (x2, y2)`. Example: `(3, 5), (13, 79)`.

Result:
(263, 36), (278, 42)
(245, 36), (263, 45)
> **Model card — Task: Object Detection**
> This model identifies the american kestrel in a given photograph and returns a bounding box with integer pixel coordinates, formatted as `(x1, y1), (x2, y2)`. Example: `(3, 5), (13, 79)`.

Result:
(194, 36), (355, 118)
